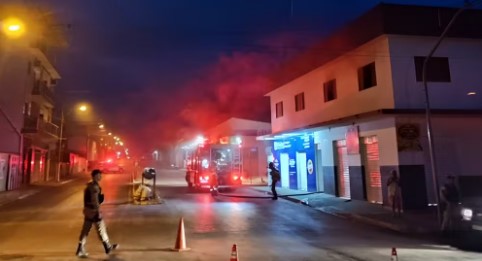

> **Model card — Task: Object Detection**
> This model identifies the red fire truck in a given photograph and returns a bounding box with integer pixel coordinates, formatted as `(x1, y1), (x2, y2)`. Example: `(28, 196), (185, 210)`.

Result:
(185, 143), (243, 191)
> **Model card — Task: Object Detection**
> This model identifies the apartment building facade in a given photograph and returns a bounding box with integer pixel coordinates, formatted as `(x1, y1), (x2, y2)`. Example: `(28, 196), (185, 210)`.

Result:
(0, 6), (63, 191)
(260, 4), (482, 209)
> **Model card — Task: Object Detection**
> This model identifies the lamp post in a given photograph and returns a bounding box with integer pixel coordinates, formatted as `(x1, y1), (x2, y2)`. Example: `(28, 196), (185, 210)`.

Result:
(422, 1), (476, 225)
(56, 104), (88, 182)
(1, 17), (26, 39)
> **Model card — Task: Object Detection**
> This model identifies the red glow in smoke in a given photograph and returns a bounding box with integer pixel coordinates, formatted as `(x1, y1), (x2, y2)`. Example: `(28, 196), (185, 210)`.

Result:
(120, 33), (310, 152)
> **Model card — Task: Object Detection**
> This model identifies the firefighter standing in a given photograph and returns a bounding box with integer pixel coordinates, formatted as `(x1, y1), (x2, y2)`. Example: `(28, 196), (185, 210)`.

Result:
(76, 169), (119, 258)
(268, 162), (280, 200)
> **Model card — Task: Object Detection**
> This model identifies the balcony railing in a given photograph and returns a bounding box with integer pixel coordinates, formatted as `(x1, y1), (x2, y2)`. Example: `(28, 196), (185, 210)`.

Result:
(32, 81), (54, 104)
(22, 116), (60, 138)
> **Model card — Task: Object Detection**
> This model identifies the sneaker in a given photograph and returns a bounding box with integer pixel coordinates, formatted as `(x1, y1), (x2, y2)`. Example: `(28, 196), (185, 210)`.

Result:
(103, 242), (119, 254)
(75, 244), (89, 258)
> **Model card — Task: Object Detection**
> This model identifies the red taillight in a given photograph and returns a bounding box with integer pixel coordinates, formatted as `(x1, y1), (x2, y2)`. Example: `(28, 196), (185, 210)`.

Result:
(204, 176), (210, 180)
(233, 175), (239, 180)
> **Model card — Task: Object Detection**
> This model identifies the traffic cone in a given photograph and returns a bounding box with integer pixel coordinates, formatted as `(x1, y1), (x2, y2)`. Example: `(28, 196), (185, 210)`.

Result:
(391, 247), (398, 261)
(171, 217), (190, 252)
(229, 244), (238, 261)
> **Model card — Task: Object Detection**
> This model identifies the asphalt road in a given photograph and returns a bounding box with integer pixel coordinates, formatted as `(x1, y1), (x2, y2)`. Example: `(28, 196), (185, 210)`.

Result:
(0, 169), (481, 261)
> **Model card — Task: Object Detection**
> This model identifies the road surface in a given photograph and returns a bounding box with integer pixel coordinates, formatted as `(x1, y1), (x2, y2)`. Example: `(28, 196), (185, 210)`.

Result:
(0, 169), (480, 260)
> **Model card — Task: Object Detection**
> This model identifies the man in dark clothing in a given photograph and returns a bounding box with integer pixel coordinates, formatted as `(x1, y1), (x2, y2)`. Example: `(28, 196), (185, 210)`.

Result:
(268, 162), (281, 200)
(440, 175), (460, 232)
(76, 169), (119, 258)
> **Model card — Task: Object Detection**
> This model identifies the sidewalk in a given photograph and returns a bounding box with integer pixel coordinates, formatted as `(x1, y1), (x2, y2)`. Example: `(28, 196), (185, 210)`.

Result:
(0, 178), (76, 207)
(252, 186), (439, 235)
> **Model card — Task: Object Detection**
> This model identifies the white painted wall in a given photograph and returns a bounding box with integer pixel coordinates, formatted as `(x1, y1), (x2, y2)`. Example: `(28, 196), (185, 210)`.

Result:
(269, 35), (482, 135)
(388, 36), (482, 109)
(315, 117), (397, 168)
(269, 35), (395, 134)
(397, 115), (482, 203)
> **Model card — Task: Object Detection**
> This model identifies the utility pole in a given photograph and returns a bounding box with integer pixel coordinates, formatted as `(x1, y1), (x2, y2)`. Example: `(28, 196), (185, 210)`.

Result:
(56, 110), (64, 182)
(422, 0), (477, 225)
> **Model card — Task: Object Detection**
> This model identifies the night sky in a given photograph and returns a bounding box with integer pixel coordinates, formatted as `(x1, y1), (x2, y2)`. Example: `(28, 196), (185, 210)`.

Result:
(31, 0), (465, 154)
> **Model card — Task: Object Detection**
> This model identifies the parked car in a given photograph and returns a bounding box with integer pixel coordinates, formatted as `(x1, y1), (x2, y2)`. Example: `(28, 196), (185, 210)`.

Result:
(456, 176), (482, 235)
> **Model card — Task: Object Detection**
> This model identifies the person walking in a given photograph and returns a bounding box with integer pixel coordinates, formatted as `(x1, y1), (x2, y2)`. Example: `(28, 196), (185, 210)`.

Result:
(387, 170), (402, 217)
(440, 175), (460, 233)
(268, 162), (280, 200)
(76, 169), (119, 258)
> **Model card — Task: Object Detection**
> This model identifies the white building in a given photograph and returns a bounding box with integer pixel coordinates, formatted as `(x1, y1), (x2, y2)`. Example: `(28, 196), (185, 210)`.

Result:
(259, 3), (482, 209)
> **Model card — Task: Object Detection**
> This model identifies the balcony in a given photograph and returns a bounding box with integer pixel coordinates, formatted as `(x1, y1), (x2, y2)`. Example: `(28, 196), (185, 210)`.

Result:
(32, 81), (54, 105)
(22, 116), (60, 141)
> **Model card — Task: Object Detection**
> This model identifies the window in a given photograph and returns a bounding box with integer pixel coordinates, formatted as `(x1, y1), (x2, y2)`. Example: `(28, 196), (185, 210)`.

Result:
(358, 62), (377, 90)
(295, 93), (305, 111)
(414, 56), (451, 82)
(275, 101), (283, 118)
(323, 79), (337, 102)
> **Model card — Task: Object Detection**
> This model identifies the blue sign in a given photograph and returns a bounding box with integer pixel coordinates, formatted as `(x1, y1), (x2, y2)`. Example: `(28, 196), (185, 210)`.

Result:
(271, 134), (317, 192)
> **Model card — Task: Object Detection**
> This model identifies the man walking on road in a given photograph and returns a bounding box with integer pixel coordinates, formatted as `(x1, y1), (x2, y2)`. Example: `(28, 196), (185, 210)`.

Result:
(268, 162), (280, 200)
(76, 169), (119, 258)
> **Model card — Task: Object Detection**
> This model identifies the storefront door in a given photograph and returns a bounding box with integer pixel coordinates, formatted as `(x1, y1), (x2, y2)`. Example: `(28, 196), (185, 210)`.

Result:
(335, 140), (350, 199)
(296, 152), (308, 191)
(361, 136), (382, 204)
(280, 153), (290, 188)
(315, 148), (324, 192)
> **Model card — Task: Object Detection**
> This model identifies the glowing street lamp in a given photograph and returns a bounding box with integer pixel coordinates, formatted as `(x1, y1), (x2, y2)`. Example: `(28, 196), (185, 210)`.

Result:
(56, 103), (90, 182)
(2, 17), (25, 39)
(98, 124), (105, 129)
(108, 132), (112, 136)
(79, 105), (88, 112)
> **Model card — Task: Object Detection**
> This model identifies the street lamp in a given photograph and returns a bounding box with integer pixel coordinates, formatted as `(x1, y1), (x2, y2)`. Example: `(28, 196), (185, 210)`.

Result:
(422, 0), (478, 225)
(1, 17), (25, 39)
(56, 104), (89, 182)
(98, 124), (105, 129)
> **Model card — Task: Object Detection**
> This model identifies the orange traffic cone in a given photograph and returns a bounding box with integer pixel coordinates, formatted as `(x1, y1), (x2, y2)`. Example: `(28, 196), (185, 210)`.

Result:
(230, 244), (238, 261)
(171, 217), (190, 252)
(391, 247), (398, 261)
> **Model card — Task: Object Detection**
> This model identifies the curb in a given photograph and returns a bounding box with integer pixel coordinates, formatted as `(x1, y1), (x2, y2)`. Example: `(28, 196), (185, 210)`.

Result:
(0, 179), (76, 207)
(250, 187), (435, 235)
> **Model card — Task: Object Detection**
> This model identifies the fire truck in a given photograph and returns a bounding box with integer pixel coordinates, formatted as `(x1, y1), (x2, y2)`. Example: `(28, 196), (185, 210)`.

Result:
(186, 142), (243, 191)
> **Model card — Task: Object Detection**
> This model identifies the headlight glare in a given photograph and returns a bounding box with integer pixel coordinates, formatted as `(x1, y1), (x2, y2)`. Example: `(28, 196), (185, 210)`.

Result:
(462, 208), (473, 221)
